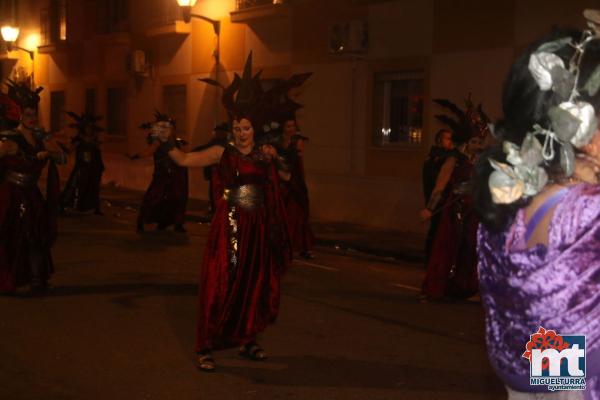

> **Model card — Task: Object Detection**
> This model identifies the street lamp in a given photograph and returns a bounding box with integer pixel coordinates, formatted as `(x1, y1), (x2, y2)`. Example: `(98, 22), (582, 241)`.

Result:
(1, 24), (35, 87)
(176, 0), (220, 34)
(1, 25), (33, 60)
(175, 0), (222, 123)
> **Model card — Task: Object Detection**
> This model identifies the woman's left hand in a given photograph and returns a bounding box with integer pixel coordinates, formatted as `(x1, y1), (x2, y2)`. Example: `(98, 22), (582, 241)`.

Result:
(36, 151), (50, 160)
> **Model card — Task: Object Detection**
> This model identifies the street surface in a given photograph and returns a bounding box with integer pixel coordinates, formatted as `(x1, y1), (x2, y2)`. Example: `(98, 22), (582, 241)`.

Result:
(0, 200), (505, 400)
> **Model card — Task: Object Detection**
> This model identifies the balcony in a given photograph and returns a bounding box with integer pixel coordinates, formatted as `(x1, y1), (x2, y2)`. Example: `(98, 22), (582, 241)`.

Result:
(230, 0), (290, 23)
(144, 2), (190, 37)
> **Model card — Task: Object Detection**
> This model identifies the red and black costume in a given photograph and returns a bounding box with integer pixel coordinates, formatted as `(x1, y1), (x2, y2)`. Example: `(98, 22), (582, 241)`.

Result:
(59, 112), (105, 214)
(422, 145), (451, 262)
(137, 112), (189, 232)
(421, 149), (479, 299)
(421, 97), (490, 299)
(195, 53), (292, 352)
(196, 145), (290, 350)
(0, 83), (62, 293)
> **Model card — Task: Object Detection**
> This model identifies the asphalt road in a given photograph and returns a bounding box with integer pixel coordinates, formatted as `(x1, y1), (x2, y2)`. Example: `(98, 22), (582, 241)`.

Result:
(0, 203), (506, 400)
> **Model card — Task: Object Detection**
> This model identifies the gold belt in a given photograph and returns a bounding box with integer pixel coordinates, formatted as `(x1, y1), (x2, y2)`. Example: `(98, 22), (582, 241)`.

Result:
(223, 184), (264, 210)
(5, 171), (39, 188)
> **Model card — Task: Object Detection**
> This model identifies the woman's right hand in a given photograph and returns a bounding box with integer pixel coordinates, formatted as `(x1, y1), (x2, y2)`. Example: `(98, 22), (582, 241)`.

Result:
(419, 208), (433, 221)
(0, 140), (18, 157)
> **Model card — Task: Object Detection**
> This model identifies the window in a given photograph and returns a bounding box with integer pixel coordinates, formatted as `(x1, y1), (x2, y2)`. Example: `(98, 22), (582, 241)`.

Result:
(85, 88), (96, 114)
(40, 0), (67, 46)
(107, 87), (127, 136)
(373, 71), (424, 146)
(50, 91), (66, 134)
(162, 84), (187, 138)
(96, 0), (129, 34)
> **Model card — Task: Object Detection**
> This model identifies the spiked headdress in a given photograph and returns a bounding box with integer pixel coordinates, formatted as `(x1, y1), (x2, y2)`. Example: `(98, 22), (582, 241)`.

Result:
(200, 52), (264, 124)
(139, 110), (176, 130)
(6, 79), (42, 110)
(433, 94), (491, 144)
(66, 111), (104, 143)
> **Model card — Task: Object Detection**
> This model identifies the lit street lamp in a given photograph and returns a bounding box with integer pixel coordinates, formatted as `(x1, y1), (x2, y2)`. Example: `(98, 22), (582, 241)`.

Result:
(175, 0), (221, 123)
(176, 0), (220, 33)
(1, 24), (35, 86)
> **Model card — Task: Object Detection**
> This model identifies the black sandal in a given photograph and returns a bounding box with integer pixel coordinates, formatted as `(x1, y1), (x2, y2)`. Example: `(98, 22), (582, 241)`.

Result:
(195, 351), (216, 372)
(239, 342), (267, 361)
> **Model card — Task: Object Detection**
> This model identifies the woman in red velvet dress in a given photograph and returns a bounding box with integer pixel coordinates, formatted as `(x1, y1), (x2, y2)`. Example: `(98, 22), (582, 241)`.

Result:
(279, 117), (315, 259)
(167, 115), (291, 372)
(0, 83), (65, 295)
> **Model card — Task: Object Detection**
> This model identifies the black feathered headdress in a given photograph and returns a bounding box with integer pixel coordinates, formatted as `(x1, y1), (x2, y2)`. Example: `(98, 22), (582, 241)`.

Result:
(66, 111), (104, 133)
(433, 94), (491, 144)
(199, 52), (264, 123)
(6, 79), (43, 110)
(138, 110), (176, 130)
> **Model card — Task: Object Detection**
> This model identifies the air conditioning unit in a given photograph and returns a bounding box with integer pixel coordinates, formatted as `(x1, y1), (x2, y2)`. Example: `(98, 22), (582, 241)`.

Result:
(329, 20), (368, 55)
(131, 50), (149, 76)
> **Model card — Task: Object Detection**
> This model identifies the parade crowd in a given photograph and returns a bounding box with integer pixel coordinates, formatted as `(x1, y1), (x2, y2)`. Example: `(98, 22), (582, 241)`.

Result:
(1, 11), (600, 400)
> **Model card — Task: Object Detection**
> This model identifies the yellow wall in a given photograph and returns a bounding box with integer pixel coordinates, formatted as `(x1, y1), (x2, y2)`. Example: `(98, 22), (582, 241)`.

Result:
(3, 0), (596, 234)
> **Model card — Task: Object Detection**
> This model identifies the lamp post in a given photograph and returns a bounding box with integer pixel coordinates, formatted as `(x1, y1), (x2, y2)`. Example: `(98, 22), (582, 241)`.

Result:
(1, 25), (35, 87)
(176, 0), (221, 123)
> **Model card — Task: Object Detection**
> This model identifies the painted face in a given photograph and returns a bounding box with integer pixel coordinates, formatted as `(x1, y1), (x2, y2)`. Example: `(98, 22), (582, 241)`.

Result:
(152, 121), (173, 141)
(21, 107), (38, 130)
(439, 131), (453, 150)
(232, 118), (254, 148)
(283, 120), (296, 137)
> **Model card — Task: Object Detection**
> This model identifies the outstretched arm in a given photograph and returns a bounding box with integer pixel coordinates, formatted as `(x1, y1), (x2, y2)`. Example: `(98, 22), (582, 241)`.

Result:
(42, 137), (68, 164)
(168, 144), (224, 168)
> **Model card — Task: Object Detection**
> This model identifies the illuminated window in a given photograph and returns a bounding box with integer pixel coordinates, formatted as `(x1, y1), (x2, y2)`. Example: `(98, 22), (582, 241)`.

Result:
(40, 0), (67, 45)
(373, 71), (424, 146)
(58, 0), (67, 41)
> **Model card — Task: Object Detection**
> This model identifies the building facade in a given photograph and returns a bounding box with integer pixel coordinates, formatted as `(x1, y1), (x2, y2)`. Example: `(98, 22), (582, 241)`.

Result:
(0, 0), (596, 236)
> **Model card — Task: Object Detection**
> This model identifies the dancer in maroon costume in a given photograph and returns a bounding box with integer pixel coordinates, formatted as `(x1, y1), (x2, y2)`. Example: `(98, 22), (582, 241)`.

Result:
(135, 111), (188, 232)
(0, 81), (66, 294)
(420, 97), (489, 300)
(167, 53), (292, 372)
(279, 117), (315, 259)
(59, 112), (105, 215)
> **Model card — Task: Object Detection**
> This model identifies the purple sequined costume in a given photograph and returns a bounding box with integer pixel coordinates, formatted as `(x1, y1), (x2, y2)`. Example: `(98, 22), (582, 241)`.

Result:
(477, 183), (600, 399)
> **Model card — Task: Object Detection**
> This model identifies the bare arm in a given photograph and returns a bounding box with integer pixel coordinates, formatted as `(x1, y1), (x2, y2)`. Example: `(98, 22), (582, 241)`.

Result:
(42, 137), (68, 164)
(168, 144), (224, 168)
(419, 156), (456, 220)
(431, 157), (456, 197)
